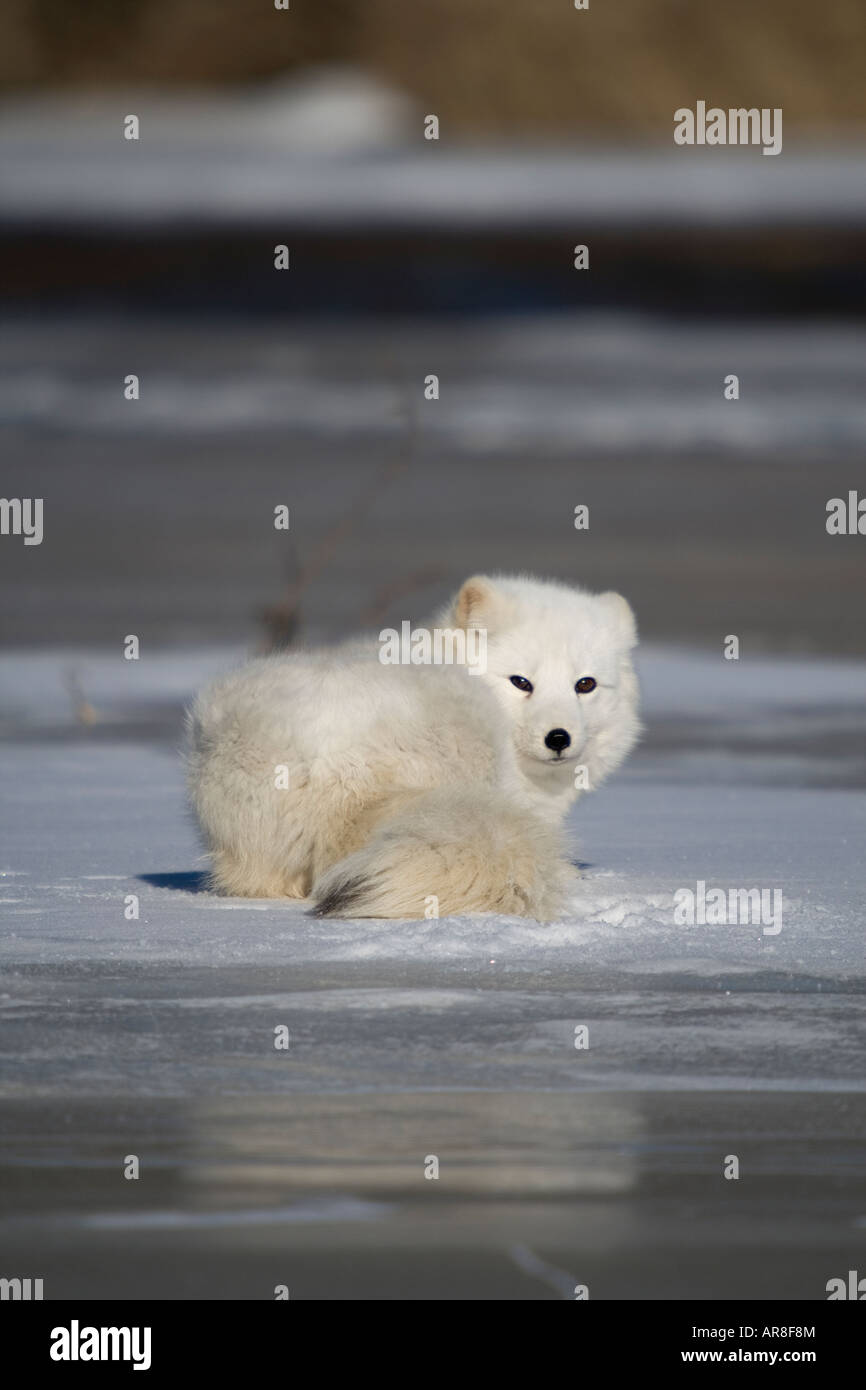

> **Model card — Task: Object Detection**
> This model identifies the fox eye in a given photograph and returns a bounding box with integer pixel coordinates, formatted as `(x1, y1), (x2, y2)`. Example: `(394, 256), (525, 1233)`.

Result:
(509, 675), (533, 693)
(575, 676), (597, 694)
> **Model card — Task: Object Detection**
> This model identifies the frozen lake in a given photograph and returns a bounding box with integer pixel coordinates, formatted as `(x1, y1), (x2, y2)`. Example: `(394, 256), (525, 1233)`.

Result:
(1, 311), (865, 655)
(1, 644), (864, 1299)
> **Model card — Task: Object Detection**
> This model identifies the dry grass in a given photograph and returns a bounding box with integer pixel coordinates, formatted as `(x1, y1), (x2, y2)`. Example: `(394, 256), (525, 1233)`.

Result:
(1, 0), (864, 135)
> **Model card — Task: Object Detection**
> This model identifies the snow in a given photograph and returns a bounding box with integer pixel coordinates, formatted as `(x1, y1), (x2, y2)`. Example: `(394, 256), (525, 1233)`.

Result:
(2, 139), (865, 230)
(1, 643), (863, 1030)
(1, 643), (864, 1298)
(1, 80), (865, 230)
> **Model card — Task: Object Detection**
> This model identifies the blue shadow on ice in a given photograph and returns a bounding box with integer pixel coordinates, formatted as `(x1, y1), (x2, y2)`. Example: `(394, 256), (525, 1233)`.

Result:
(138, 871), (210, 894)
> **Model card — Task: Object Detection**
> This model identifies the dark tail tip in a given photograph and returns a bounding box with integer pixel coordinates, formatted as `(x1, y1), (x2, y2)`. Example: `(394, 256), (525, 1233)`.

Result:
(310, 874), (367, 918)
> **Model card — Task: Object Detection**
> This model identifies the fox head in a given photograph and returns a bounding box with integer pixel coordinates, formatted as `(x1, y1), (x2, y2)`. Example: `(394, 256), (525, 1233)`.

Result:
(444, 573), (641, 792)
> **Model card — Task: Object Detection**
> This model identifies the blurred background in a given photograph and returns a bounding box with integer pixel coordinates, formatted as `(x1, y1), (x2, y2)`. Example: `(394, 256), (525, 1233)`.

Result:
(0, 0), (864, 656)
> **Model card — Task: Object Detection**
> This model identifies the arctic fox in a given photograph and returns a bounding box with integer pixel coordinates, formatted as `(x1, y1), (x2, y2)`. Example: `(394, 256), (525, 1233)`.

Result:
(187, 574), (640, 919)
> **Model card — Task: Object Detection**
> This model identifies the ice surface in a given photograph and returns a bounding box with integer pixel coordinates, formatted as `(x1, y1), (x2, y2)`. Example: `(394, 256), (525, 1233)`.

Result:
(1, 644), (863, 1054)
(2, 127), (865, 229)
(1, 644), (864, 1298)
(3, 315), (866, 455)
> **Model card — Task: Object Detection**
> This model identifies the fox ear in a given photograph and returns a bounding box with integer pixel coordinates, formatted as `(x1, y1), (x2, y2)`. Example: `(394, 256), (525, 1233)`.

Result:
(597, 591), (638, 648)
(452, 575), (505, 630)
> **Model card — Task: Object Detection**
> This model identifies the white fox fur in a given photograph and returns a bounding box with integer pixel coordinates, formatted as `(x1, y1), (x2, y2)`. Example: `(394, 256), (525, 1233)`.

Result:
(186, 574), (640, 919)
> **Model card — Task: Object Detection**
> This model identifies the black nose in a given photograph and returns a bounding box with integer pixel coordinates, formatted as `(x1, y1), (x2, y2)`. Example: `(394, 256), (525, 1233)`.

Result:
(544, 728), (571, 753)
